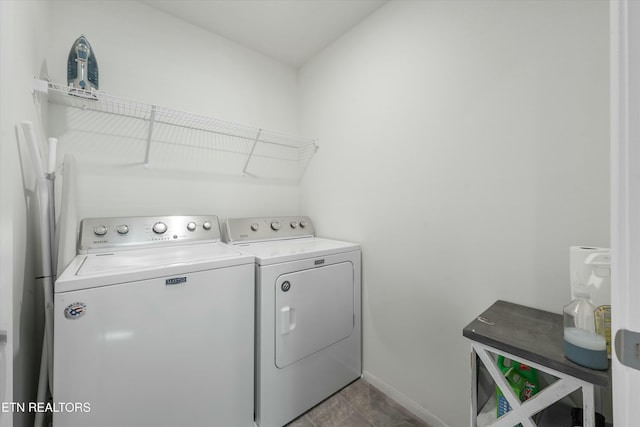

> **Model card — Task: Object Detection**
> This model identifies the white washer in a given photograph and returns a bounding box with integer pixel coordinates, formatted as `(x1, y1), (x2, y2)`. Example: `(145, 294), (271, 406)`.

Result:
(54, 215), (255, 427)
(223, 216), (361, 427)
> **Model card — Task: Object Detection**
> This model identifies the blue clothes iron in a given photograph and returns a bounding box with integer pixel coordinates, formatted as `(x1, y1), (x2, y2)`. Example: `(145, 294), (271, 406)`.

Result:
(67, 35), (99, 94)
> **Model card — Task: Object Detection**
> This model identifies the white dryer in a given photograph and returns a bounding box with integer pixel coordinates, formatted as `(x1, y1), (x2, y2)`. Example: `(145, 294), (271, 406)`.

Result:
(223, 216), (361, 427)
(54, 215), (255, 427)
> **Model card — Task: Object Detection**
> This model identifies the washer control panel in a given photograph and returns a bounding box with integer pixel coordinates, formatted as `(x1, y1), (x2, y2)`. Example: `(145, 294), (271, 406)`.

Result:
(222, 216), (314, 244)
(78, 215), (221, 253)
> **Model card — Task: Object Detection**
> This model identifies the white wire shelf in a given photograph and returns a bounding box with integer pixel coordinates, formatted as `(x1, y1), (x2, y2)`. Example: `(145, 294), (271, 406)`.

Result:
(34, 79), (318, 181)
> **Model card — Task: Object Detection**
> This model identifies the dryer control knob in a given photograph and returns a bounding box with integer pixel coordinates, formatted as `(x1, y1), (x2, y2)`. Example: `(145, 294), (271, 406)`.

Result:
(250, 223), (260, 231)
(271, 221), (281, 231)
(290, 221), (298, 229)
(187, 222), (197, 231)
(152, 222), (168, 234)
(94, 225), (108, 236)
(299, 220), (308, 228)
(202, 221), (212, 230)
(116, 225), (129, 235)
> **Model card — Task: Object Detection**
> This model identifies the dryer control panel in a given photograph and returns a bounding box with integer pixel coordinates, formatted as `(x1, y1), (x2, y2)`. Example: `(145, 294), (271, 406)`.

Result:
(78, 215), (221, 253)
(223, 216), (314, 244)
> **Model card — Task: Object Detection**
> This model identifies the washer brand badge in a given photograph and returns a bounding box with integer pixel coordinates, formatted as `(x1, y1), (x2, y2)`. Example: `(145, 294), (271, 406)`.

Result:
(314, 259), (325, 266)
(64, 302), (87, 319)
(166, 276), (187, 286)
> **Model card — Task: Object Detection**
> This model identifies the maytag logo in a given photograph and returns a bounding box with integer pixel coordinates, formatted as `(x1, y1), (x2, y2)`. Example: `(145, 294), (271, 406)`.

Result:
(166, 277), (187, 286)
(64, 302), (87, 319)
(314, 259), (325, 266)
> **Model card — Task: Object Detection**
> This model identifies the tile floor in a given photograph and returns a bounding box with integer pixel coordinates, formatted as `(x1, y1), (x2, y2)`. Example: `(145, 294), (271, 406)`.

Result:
(285, 379), (432, 427)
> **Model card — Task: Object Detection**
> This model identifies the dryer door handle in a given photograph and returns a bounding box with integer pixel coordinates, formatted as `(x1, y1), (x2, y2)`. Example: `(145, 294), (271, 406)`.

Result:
(280, 306), (297, 335)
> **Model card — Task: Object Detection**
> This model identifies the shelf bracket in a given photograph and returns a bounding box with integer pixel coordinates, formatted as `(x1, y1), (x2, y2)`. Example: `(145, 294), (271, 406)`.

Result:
(33, 77), (49, 95)
(143, 105), (157, 167)
(242, 128), (262, 177)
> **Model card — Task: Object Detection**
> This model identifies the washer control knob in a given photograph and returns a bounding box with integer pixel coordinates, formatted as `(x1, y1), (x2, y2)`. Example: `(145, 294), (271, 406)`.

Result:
(271, 221), (281, 231)
(152, 222), (168, 234)
(187, 222), (197, 231)
(116, 225), (129, 235)
(202, 221), (212, 230)
(290, 221), (298, 229)
(250, 223), (260, 232)
(93, 225), (108, 236)
(299, 220), (308, 228)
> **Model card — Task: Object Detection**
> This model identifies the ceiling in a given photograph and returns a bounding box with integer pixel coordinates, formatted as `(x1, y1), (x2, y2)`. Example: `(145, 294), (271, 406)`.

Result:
(142, 0), (388, 68)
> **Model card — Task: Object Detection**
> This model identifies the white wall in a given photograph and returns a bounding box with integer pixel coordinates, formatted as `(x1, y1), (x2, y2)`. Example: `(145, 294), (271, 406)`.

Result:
(46, 0), (303, 256)
(299, 1), (609, 426)
(0, 1), (51, 426)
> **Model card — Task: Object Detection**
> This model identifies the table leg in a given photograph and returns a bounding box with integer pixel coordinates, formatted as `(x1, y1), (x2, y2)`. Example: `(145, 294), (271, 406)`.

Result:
(582, 384), (595, 427)
(471, 346), (478, 427)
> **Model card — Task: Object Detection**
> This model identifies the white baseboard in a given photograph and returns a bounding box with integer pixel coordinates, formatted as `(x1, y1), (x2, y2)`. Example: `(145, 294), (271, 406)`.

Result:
(362, 371), (450, 427)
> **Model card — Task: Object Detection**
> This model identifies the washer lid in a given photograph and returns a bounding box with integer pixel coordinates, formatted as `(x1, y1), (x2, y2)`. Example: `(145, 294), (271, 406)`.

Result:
(234, 237), (360, 265)
(56, 242), (253, 293)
